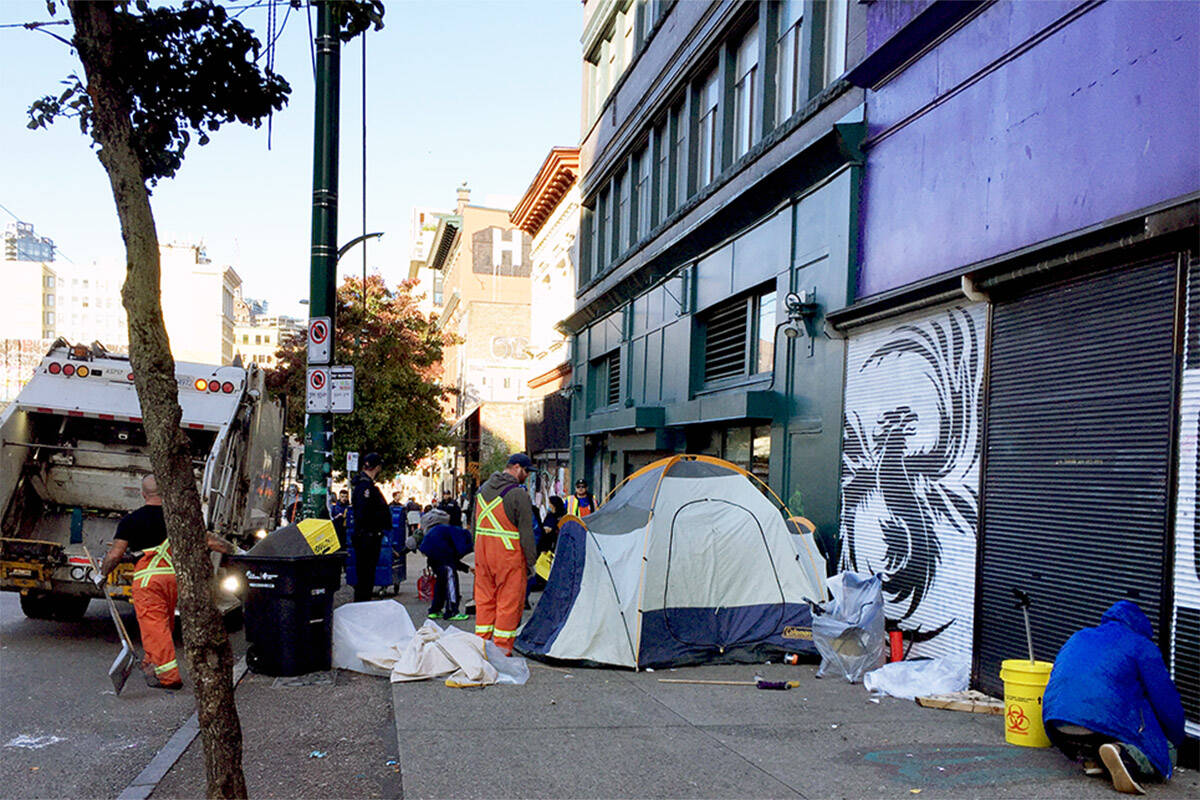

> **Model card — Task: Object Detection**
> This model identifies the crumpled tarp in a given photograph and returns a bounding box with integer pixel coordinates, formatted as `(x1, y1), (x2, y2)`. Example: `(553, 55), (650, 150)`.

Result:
(330, 599), (529, 686)
(863, 655), (970, 700)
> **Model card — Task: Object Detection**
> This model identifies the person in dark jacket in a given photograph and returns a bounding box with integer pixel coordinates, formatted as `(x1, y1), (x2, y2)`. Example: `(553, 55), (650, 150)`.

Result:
(351, 452), (391, 602)
(417, 508), (473, 620)
(1043, 600), (1185, 795)
(526, 495), (566, 596)
(437, 489), (463, 528)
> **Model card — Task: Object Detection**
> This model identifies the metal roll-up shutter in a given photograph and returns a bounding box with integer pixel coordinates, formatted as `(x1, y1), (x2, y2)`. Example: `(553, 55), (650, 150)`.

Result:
(977, 258), (1179, 694)
(839, 302), (987, 661)
(1172, 257), (1200, 737)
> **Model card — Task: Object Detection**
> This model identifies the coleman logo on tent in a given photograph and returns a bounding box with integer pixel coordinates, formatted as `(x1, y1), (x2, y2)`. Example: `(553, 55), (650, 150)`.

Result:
(782, 626), (813, 640)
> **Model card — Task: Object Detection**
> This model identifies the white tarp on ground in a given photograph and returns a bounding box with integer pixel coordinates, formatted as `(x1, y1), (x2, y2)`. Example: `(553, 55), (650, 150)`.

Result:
(331, 599), (528, 686)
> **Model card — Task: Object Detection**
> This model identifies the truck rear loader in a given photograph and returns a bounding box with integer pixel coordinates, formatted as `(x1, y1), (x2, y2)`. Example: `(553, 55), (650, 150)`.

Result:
(0, 341), (287, 620)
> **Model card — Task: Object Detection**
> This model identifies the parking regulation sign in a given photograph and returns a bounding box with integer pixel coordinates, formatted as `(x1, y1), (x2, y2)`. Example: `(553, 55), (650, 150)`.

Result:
(330, 365), (355, 414)
(307, 316), (331, 364)
(305, 367), (330, 412)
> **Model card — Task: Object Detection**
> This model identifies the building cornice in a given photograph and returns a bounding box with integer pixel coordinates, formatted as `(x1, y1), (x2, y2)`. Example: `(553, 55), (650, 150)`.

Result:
(510, 148), (581, 238)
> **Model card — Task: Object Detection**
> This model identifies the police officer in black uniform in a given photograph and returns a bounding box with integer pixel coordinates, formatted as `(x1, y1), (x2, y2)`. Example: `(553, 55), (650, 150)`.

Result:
(351, 452), (391, 602)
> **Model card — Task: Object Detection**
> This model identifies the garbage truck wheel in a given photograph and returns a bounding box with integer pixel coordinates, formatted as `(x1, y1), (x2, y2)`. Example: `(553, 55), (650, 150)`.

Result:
(20, 592), (89, 620)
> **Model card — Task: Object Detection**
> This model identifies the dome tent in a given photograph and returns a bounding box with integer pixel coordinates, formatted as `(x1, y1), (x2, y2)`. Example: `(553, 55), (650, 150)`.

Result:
(516, 455), (828, 669)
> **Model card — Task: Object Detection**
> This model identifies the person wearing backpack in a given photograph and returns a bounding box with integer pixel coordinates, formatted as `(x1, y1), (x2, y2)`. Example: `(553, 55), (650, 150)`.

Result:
(472, 453), (535, 655)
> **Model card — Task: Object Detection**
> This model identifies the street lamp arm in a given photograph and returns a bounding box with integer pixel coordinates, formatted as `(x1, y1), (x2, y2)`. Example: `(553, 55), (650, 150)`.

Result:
(337, 231), (385, 262)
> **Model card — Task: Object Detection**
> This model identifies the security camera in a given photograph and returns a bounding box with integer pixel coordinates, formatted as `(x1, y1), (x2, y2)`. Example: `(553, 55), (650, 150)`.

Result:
(782, 320), (805, 339)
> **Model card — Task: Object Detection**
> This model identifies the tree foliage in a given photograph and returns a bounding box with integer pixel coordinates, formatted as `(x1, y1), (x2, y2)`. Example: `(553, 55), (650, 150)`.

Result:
(267, 275), (456, 479)
(30, 0), (291, 185)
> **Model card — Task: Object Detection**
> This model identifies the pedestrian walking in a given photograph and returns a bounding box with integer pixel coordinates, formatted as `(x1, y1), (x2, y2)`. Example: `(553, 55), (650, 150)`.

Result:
(437, 489), (463, 527)
(351, 453), (391, 602)
(472, 453), (536, 655)
(98, 474), (231, 690)
(1043, 600), (1186, 794)
(566, 479), (597, 517)
(330, 488), (350, 549)
(417, 508), (473, 620)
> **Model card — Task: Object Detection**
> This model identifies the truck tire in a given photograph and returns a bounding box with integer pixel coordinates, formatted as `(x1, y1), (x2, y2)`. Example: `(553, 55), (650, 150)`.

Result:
(19, 592), (90, 621)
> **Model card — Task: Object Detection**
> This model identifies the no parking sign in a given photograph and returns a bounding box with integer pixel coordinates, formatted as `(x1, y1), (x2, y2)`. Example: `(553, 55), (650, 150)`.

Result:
(307, 316), (331, 364)
(305, 367), (330, 412)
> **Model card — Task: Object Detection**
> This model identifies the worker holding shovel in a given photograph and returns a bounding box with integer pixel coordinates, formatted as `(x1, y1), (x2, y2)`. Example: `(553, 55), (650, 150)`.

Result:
(98, 474), (232, 690)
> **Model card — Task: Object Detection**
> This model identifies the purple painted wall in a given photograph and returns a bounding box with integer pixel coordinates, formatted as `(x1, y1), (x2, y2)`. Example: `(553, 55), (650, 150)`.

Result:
(857, 0), (1200, 299)
(865, 0), (935, 53)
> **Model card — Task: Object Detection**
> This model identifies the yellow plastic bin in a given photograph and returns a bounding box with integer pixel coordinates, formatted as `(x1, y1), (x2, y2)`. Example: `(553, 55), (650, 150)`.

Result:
(1000, 659), (1054, 747)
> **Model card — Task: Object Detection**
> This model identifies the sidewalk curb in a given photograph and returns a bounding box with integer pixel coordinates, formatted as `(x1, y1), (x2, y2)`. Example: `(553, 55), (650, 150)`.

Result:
(116, 656), (249, 800)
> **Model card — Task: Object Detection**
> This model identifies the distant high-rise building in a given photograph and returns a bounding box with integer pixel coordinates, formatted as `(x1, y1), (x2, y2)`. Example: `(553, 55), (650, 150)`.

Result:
(3, 222), (55, 263)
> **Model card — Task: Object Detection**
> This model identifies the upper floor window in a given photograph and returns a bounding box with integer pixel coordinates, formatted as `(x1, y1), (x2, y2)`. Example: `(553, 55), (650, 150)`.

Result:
(695, 69), (719, 188)
(733, 23), (759, 159)
(701, 286), (777, 384)
(671, 103), (688, 209)
(616, 168), (631, 254)
(598, 187), (612, 271)
(635, 147), (651, 240)
(776, 0), (804, 121)
(825, 0), (849, 84)
(653, 122), (669, 226)
(590, 349), (622, 410)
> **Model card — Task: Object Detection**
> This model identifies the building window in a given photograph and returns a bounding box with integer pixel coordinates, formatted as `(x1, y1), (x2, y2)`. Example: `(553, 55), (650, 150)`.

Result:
(776, 0), (803, 121)
(598, 187), (611, 271)
(621, 6), (634, 70)
(255, 335), (262, 345)
(701, 286), (777, 384)
(43, 311), (55, 325)
(825, 0), (848, 85)
(635, 146), (651, 241)
(695, 69), (719, 188)
(671, 103), (688, 208)
(432, 268), (444, 305)
(44, 294), (54, 307)
(242, 334), (249, 344)
(590, 350), (621, 410)
(733, 23), (759, 158)
(654, 121), (669, 225)
(615, 169), (630, 255)
(44, 276), (55, 289)
(702, 425), (771, 483)
(503, 377), (511, 389)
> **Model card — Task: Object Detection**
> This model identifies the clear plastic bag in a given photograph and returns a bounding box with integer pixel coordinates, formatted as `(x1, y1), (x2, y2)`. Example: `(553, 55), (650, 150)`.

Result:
(863, 655), (970, 700)
(812, 571), (886, 683)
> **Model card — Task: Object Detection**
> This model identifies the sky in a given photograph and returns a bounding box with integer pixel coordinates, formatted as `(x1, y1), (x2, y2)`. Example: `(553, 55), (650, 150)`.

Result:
(0, 0), (582, 319)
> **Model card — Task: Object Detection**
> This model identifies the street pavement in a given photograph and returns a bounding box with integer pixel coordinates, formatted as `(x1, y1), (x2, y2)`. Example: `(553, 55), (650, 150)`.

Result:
(0, 590), (239, 800)
(143, 563), (1198, 800)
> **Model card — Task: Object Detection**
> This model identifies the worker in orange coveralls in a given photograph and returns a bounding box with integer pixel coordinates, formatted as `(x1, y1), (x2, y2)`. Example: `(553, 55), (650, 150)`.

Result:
(473, 453), (536, 655)
(100, 474), (231, 690)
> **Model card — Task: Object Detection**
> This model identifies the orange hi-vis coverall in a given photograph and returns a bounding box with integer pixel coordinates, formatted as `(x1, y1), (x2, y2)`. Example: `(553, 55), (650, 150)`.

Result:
(131, 541), (180, 686)
(473, 489), (526, 655)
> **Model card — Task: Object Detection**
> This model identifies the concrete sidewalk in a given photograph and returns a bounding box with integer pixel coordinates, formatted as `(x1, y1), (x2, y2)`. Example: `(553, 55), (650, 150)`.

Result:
(151, 567), (1198, 799)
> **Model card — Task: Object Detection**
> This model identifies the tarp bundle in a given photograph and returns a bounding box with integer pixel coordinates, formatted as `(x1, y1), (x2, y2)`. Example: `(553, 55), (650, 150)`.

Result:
(331, 600), (528, 686)
(516, 455), (828, 669)
(246, 518), (341, 557)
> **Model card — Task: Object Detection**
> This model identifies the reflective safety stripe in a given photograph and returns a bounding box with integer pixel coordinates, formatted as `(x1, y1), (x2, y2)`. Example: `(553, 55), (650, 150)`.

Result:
(493, 628), (518, 639)
(475, 624), (494, 634)
(475, 495), (518, 550)
(154, 659), (178, 674)
(133, 541), (175, 587)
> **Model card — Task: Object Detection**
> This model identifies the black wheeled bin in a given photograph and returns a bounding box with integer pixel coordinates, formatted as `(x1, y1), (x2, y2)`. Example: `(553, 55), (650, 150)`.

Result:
(231, 550), (346, 676)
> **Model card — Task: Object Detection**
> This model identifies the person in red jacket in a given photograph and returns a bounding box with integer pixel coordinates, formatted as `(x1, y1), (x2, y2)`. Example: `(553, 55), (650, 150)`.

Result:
(472, 453), (535, 655)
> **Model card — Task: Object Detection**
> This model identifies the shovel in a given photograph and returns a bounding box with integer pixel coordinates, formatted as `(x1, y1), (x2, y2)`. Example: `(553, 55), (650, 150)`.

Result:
(83, 545), (139, 694)
(1011, 587), (1036, 664)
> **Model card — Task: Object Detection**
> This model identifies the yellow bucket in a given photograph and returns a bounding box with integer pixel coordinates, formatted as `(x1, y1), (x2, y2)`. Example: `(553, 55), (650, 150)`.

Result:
(999, 659), (1054, 747)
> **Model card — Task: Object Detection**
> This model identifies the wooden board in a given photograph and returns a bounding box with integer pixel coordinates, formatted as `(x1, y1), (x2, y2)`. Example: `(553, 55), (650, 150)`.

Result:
(916, 689), (1004, 715)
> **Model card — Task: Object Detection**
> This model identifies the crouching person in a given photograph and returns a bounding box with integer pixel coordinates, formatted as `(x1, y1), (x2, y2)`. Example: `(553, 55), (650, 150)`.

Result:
(1043, 600), (1185, 795)
(417, 508), (472, 621)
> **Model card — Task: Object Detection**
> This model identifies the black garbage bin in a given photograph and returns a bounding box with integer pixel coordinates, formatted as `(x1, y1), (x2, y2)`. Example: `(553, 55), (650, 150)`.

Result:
(231, 551), (346, 676)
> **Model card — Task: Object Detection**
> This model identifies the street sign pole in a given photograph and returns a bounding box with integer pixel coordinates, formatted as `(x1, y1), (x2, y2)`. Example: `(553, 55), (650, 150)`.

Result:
(302, 0), (340, 520)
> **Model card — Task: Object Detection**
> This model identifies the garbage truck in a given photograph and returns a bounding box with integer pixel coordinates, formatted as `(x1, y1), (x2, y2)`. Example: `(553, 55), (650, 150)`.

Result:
(0, 340), (287, 620)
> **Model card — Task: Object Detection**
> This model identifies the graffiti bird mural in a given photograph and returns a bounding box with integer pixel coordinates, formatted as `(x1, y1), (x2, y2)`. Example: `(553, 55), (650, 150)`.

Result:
(840, 305), (985, 656)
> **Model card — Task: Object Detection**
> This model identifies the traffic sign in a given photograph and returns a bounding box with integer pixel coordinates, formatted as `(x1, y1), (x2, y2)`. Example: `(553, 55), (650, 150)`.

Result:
(307, 316), (331, 364)
(346, 451), (359, 473)
(305, 367), (330, 412)
(330, 365), (355, 414)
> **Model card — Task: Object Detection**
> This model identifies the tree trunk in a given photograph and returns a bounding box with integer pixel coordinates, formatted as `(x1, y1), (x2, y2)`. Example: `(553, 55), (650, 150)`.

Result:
(68, 3), (246, 798)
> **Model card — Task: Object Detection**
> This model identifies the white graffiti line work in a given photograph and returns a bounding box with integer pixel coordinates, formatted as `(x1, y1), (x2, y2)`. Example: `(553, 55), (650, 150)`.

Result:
(840, 304), (984, 653)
